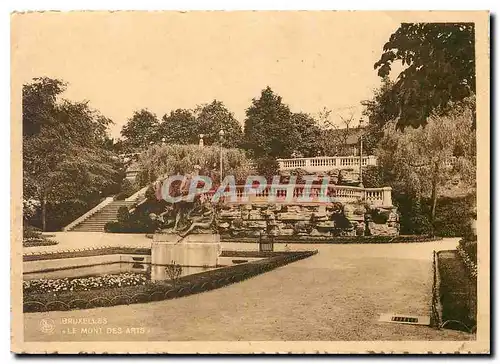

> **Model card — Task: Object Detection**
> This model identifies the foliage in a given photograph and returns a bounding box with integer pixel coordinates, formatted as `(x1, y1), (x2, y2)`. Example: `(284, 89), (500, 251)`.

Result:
(23, 225), (42, 239)
(290, 113), (323, 157)
(114, 179), (138, 200)
(194, 100), (244, 147)
(458, 238), (477, 274)
(376, 98), (476, 232)
(243, 87), (301, 158)
(156, 101), (244, 148)
(120, 109), (160, 151)
(137, 143), (254, 185)
(117, 206), (130, 223)
(23, 77), (122, 230)
(374, 23), (475, 129)
(23, 224), (59, 247)
(433, 195), (476, 237)
(361, 165), (387, 188)
(158, 108), (199, 145)
(255, 156), (280, 181)
(165, 261), (183, 286)
(316, 107), (361, 156)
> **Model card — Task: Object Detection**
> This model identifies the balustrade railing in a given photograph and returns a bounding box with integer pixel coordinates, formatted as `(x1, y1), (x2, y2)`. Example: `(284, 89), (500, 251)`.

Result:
(277, 155), (378, 172)
(205, 184), (392, 207)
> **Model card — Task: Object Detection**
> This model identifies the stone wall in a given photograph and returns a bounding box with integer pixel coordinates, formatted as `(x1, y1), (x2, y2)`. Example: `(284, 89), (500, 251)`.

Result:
(216, 202), (399, 238)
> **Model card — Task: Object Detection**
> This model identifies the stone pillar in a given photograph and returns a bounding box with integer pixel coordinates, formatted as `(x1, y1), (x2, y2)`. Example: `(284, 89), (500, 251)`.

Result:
(382, 187), (392, 207)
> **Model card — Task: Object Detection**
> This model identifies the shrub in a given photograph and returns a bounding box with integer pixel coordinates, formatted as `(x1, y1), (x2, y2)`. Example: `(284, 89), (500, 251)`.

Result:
(115, 179), (137, 200)
(165, 261), (183, 286)
(255, 156), (280, 181)
(117, 206), (130, 223)
(433, 195), (475, 237)
(23, 225), (42, 239)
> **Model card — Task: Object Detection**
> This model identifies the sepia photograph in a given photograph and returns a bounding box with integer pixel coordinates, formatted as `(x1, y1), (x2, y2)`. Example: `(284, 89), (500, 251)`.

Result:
(10, 10), (489, 354)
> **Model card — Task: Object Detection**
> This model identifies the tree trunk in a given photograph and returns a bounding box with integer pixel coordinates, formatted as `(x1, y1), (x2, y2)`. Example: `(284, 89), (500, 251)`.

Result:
(41, 195), (47, 232)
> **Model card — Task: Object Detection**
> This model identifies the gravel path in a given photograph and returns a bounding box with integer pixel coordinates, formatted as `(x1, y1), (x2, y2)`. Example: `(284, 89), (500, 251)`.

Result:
(23, 239), (472, 341)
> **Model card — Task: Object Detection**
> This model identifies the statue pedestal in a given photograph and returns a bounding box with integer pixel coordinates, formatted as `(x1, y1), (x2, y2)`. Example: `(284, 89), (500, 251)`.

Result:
(151, 233), (221, 267)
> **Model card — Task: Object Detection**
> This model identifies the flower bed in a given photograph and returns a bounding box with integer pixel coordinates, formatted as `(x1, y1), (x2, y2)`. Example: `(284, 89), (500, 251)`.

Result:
(23, 250), (317, 313)
(24, 273), (148, 294)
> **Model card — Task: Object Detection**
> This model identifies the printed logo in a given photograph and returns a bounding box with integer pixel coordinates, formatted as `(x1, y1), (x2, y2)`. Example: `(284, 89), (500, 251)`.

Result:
(39, 318), (55, 334)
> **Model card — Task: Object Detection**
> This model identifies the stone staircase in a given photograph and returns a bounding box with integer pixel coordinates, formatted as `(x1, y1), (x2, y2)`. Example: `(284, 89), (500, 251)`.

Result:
(69, 200), (136, 232)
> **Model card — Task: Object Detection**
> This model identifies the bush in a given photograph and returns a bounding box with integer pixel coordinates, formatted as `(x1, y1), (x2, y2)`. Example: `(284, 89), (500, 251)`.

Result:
(117, 206), (130, 223)
(255, 156), (280, 181)
(433, 195), (475, 237)
(115, 179), (137, 200)
(23, 225), (42, 239)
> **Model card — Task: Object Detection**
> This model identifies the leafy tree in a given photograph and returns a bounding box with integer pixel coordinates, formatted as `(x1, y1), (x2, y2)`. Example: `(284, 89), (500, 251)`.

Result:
(376, 97), (476, 233)
(361, 77), (397, 153)
(374, 23), (475, 129)
(290, 113), (322, 157)
(120, 109), (160, 150)
(137, 144), (254, 185)
(158, 108), (199, 145)
(23, 77), (122, 230)
(23, 77), (67, 137)
(243, 87), (300, 158)
(195, 100), (243, 148)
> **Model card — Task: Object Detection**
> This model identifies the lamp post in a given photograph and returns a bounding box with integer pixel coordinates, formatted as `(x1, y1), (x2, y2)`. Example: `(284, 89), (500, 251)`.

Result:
(219, 129), (225, 184)
(358, 118), (365, 188)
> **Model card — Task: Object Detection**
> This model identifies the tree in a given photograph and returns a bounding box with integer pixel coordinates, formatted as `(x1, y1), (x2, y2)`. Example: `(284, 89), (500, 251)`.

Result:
(195, 100), (243, 148)
(137, 144), (254, 185)
(120, 109), (160, 150)
(376, 97), (476, 233)
(290, 113), (322, 157)
(317, 107), (358, 156)
(374, 23), (475, 129)
(23, 77), (67, 137)
(23, 78), (122, 230)
(361, 77), (397, 153)
(243, 87), (300, 158)
(158, 108), (199, 145)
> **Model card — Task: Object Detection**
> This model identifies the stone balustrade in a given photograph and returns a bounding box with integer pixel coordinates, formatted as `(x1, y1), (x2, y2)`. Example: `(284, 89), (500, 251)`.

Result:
(276, 155), (378, 173)
(206, 184), (392, 207)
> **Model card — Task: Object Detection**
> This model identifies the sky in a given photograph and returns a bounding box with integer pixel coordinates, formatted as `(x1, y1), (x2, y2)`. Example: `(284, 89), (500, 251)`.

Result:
(12, 11), (402, 138)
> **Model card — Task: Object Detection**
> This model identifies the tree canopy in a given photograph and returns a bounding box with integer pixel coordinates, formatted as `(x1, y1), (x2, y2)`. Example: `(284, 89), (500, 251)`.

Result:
(120, 109), (160, 150)
(374, 23), (475, 129)
(375, 97), (476, 231)
(23, 77), (122, 230)
(195, 100), (243, 148)
(243, 87), (321, 159)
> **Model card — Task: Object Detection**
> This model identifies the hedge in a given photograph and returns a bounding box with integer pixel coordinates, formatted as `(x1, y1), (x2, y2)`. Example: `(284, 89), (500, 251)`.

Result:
(23, 250), (317, 312)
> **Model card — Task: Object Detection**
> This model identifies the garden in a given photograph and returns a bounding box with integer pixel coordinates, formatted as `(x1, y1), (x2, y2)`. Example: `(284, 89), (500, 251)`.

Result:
(23, 249), (317, 313)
